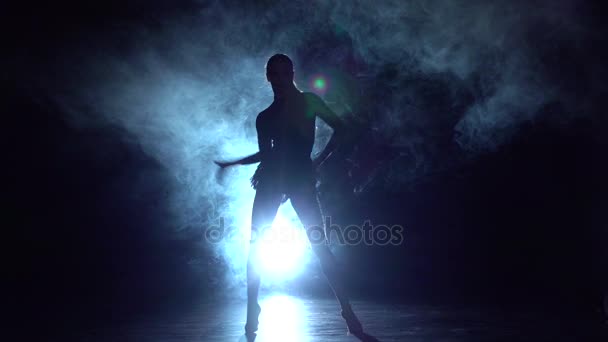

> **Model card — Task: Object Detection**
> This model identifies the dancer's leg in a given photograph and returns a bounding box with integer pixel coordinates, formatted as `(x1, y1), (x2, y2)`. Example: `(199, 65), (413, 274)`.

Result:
(290, 185), (363, 334)
(246, 186), (282, 334)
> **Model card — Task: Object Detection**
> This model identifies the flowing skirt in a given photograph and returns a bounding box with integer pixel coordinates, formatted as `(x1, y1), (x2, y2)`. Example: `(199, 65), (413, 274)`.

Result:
(250, 159), (315, 196)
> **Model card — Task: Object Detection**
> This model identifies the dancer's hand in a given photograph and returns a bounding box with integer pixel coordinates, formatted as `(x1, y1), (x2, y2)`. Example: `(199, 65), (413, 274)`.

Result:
(214, 160), (236, 168)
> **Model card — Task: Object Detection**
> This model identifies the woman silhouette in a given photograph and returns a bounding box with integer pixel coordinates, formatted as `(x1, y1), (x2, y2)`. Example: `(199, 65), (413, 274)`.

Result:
(215, 54), (363, 337)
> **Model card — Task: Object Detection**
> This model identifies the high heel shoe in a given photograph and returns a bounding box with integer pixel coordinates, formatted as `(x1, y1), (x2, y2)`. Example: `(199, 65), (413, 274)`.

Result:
(245, 302), (262, 335)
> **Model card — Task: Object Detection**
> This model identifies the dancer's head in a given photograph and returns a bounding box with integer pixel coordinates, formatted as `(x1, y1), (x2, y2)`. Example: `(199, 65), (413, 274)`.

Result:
(266, 54), (295, 95)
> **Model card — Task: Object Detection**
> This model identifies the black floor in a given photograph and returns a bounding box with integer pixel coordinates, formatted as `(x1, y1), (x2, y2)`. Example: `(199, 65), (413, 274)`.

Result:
(61, 294), (607, 342)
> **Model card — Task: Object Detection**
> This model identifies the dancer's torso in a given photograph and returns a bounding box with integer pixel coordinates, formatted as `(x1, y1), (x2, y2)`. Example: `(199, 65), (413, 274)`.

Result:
(253, 91), (317, 191)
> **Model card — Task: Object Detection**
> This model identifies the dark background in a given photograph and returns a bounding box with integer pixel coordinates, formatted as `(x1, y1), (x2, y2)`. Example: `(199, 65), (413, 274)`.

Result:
(3, 0), (607, 338)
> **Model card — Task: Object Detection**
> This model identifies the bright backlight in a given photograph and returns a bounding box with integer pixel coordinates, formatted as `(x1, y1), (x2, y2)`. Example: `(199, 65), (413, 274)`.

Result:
(256, 206), (310, 282)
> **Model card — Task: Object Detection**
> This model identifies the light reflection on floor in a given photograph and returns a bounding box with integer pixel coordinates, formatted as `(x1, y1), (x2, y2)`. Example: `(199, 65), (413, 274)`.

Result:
(255, 294), (310, 342)
(72, 293), (607, 342)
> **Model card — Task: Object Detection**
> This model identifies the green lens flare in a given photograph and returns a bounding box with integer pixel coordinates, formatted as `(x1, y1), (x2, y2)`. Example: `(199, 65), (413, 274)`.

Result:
(313, 77), (326, 90)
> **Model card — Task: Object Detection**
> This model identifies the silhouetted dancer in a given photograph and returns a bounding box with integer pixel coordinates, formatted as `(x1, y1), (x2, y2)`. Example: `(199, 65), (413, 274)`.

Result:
(215, 54), (364, 337)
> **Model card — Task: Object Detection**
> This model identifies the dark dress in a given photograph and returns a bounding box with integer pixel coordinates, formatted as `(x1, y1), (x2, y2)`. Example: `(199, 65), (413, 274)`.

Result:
(250, 92), (317, 196)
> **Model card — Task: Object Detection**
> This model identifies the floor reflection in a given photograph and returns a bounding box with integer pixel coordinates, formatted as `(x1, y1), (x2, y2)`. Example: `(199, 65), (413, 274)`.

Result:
(72, 295), (606, 341)
(255, 294), (309, 341)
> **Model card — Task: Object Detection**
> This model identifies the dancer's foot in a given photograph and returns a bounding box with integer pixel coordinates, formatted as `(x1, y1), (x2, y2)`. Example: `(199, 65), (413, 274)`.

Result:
(341, 305), (363, 335)
(245, 302), (262, 335)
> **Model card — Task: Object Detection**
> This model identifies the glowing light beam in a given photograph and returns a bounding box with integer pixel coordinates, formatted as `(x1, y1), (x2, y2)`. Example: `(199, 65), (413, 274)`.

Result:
(256, 205), (311, 283)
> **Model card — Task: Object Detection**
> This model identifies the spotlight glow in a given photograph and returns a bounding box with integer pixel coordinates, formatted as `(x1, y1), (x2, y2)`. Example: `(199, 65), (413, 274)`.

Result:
(256, 205), (310, 282)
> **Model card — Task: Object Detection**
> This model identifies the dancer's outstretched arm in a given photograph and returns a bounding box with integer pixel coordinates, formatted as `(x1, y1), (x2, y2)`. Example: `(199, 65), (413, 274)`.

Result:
(215, 111), (272, 169)
(214, 152), (261, 168)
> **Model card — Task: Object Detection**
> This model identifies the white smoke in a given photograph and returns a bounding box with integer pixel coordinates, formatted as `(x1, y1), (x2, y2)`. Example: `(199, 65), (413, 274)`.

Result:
(19, 0), (586, 292)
